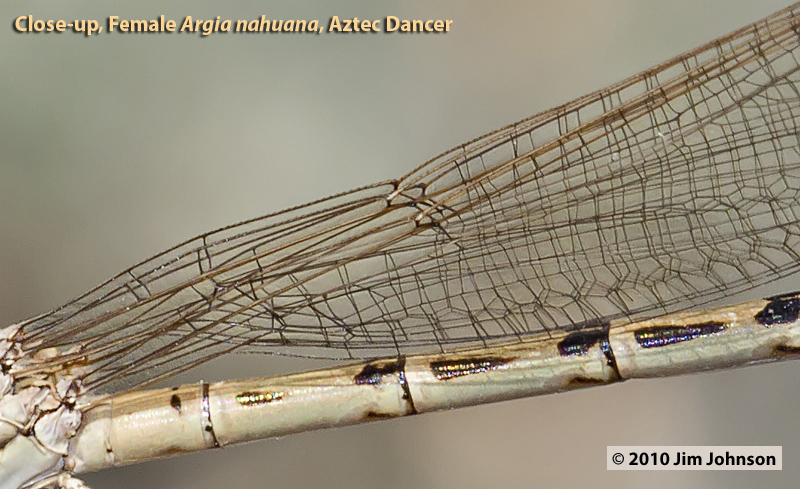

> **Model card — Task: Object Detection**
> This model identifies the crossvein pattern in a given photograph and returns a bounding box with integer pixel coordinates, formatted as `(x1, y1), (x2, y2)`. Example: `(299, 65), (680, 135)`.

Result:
(14, 3), (800, 395)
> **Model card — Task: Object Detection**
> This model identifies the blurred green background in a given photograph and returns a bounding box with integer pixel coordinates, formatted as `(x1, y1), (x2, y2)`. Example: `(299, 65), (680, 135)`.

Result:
(1, 1), (798, 488)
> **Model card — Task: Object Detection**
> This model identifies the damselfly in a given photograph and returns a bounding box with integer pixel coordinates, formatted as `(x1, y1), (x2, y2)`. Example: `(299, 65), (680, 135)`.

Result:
(3, 2), (800, 489)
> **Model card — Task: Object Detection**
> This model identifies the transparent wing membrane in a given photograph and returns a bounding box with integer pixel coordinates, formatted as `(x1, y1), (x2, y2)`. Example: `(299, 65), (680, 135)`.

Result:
(15, 3), (800, 394)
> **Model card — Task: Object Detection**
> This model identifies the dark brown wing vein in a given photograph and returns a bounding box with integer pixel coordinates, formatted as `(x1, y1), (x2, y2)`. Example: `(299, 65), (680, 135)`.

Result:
(12, 3), (800, 395)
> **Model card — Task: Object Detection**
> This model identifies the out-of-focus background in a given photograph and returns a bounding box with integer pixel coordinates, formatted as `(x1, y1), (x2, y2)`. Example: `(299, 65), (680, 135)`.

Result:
(2, 1), (799, 488)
